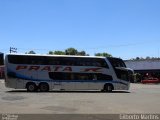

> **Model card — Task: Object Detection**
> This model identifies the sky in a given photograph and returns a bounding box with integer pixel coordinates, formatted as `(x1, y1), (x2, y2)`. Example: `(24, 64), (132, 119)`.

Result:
(0, 0), (160, 60)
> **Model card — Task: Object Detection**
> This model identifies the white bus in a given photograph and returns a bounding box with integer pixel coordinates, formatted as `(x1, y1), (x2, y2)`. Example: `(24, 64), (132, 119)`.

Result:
(5, 54), (133, 92)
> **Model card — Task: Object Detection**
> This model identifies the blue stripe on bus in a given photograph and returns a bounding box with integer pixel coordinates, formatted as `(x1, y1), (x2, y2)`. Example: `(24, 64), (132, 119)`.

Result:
(7, 70), (129, 86)
(15, 74), (128, 86)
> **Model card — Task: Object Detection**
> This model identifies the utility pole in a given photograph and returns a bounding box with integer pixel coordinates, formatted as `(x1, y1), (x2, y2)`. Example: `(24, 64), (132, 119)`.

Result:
(10, 47), (17, 53)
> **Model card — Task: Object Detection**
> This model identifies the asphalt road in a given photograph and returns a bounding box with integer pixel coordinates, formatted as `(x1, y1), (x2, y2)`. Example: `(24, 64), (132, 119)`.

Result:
(0, 79), (160, 114)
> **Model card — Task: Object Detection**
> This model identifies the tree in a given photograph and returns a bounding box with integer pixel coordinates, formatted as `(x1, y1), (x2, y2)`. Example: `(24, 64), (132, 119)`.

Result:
(65, 48), (78, 55)
(135, 57), (140, 60)
(77, 51), (89, 56)
(48, 51), (65, 55)
(26, 50), (36, 54)
(48, 51), (54, 55)
(48, 48), (89, 56)
(53, 51), (65, 55)
(95, 52), (112, 57)
(146, 56), (150, 60)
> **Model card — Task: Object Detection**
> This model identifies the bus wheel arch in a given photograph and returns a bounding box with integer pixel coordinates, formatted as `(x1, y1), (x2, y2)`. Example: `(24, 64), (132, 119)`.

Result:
(26, 82), (37, 92)
(103, 83), (114, 92)
(39, 82), (49, 92)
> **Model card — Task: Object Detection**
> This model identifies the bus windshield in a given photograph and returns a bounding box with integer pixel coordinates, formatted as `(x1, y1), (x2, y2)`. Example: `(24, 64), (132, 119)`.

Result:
(108, 57), (133, 81)
(107, 57), (126, 68)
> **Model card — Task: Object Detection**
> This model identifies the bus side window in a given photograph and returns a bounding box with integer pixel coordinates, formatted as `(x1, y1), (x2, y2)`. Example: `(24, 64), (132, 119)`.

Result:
(93, 74), (97, 80)
(99, 59), (109, 68)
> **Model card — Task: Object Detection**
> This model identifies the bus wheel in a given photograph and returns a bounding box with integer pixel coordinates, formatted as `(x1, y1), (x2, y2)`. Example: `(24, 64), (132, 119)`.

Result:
(26, 82), (37, 92)
(104, 84), (113, 92)
(39, 83), (49, 92)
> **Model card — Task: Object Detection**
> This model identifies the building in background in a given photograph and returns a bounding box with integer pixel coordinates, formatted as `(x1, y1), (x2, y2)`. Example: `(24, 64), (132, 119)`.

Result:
(125, 60), (160, 82)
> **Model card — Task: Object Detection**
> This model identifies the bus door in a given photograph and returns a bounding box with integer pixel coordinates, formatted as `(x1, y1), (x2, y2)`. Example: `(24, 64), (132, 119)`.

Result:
(87, 74), (101, 90)
(74, 73), (89, 90)
(48, 72), (75, 90)
(75, 80), (88, 90)
(61, 81), (75, 90)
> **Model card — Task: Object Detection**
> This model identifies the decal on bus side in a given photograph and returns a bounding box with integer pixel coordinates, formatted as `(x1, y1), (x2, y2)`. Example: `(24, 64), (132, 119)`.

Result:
(15, 65), (103, 72)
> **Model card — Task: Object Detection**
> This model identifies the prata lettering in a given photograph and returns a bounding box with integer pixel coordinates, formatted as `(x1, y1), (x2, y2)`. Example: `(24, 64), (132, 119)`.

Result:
(15, 65), (102, 72)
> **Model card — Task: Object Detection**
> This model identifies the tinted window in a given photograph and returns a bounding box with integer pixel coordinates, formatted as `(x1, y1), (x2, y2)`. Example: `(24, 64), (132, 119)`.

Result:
(75, 58), (109, 68)
(8, 55), (45, 64)
(8, 55), (109, 68)
(108, 57), (126, 68)
(49, 72), (113, 80)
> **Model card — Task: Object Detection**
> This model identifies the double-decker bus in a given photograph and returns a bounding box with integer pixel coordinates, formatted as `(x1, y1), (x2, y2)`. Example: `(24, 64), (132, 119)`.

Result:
(5, 54), (133, 92)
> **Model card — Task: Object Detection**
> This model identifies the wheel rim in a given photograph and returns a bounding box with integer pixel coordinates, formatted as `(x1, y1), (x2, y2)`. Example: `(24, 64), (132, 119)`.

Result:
(28, 85), (35, 91)
(41, 85), (47, 91)
(104, 84), (112, 92)
(108, 85), (112, 91)
(40, 84), (48, 92)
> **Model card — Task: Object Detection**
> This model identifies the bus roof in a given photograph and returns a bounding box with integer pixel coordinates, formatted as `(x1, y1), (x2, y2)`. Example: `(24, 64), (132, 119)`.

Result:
(6, 53), (101, 58)
(6, 53), (122, 60)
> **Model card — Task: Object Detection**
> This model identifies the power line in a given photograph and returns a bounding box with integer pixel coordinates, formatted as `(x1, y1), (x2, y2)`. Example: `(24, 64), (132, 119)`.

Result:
(0, 41), (157, 54)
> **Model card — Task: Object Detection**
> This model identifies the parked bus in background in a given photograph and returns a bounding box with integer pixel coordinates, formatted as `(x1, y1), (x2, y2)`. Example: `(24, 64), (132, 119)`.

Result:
(5, 54), (133, 92)
(0, 53), (4, 79)
(0, 66), (4, 79)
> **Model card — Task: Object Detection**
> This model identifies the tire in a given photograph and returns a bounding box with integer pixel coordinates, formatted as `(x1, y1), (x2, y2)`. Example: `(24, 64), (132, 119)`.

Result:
(39, 83), (49, 92)
(26, 82), (37, 92)
(104, 84), (113, 92)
